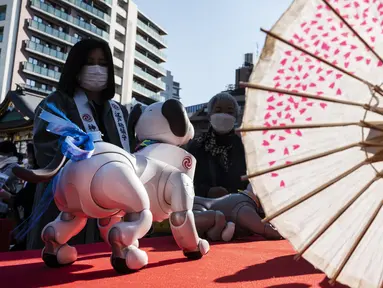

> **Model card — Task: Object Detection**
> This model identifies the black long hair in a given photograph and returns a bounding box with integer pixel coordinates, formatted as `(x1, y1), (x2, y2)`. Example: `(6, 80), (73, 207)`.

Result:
(58, 38), (115, 100)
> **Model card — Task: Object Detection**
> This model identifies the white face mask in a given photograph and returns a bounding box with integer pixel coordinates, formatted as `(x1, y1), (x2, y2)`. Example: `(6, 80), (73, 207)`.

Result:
(78, 65), (108, 92)
(210, 113), (236, 134)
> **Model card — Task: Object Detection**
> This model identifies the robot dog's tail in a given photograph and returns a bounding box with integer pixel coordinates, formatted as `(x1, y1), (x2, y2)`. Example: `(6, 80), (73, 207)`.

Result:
(13, 153), (66, 183)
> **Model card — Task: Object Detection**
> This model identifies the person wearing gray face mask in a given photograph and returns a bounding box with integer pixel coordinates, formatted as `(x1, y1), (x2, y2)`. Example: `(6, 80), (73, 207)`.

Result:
(187, 92), (249, 198)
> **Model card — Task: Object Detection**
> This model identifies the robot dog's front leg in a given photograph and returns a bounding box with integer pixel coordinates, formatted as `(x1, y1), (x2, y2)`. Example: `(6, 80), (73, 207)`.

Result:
(166, 172), (210, 259)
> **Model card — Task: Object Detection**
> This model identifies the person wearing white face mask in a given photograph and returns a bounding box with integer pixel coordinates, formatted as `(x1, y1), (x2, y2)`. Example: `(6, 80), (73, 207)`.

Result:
(187, 93), (249, 198)
(27, 39), (131, 250)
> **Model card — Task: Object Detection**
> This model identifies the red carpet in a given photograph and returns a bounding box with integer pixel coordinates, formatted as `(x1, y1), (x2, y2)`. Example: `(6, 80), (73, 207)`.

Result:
(0, 236), (347, 288)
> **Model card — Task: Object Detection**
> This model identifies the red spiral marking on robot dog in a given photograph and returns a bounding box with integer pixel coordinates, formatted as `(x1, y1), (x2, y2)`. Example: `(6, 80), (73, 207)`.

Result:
(182, 156), (193, 170)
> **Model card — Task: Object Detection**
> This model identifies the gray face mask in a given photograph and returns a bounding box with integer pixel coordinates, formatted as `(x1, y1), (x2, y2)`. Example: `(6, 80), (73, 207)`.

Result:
(78, 65), (108, 92)
(210, 113), (236, 134)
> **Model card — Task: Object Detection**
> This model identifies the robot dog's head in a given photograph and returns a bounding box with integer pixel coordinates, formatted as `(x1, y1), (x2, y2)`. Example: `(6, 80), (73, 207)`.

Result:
(128, 99), (194, 148)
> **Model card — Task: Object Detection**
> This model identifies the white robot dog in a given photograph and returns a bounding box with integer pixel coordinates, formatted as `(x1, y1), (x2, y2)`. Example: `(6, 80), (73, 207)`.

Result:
(13, 99), (209, 274)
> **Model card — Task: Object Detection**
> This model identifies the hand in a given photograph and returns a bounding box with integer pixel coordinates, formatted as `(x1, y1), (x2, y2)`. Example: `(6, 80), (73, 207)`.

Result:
(208, 186), (229, 198)
(183, 238), (210, 260)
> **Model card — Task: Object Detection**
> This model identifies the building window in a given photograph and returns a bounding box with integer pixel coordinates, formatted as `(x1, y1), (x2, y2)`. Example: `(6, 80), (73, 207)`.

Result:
(0, 27), (3, 42)
(0, 6), (6, 21)
(31, 36), (41, 44)
(26, 79), (36, 87)
(28, 57), (38, 65)
(33, 16), (43, 23)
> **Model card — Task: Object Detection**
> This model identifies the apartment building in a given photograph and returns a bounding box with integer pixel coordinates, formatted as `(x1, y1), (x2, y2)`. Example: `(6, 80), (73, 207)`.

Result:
(160, 70), (181, 101)
(0, 0), (20, 102)
(0, 0), (167, 105)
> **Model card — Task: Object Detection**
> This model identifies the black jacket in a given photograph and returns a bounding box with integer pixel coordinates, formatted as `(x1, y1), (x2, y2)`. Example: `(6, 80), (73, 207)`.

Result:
(187, 130), (249, 197)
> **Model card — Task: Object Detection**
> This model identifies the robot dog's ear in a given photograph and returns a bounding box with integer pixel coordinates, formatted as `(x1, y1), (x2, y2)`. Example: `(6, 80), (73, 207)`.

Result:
(127, 104), (143, 153)
(161, 99), (188, 137)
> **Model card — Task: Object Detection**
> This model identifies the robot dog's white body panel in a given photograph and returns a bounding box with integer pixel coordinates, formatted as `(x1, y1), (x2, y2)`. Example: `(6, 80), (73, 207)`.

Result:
(29, 99), (208, 274)
(55, 142), (196, 224)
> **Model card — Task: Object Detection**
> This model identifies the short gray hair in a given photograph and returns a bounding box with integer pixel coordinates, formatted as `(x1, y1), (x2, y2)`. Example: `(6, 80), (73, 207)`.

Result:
(207, 92), (240, 118)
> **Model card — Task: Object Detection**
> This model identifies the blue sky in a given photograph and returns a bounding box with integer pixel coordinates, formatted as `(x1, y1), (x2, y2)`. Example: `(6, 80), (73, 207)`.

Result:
(134, 0), (293, 107)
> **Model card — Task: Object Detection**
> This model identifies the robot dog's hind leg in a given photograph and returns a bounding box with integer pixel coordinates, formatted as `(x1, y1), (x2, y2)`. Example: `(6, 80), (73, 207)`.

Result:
(41, 212), (87, 268)
(91, 162), (153, 274)
(98, 216), (139, 248)
(107, 210), (152, 274)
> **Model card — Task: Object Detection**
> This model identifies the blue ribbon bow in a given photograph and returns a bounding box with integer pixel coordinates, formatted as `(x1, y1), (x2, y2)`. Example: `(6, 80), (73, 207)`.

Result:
(41, 103), (102, 161)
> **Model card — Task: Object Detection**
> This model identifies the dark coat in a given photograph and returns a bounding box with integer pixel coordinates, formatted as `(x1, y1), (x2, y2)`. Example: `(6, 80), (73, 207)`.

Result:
(187, 130), (249, 197)
(27, 91), (129, 250)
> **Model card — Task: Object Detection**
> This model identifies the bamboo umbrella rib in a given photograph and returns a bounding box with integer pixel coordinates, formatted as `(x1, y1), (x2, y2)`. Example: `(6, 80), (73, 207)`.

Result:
(294, 175), (379, 261)
(239, 82), (383, 116)
(238, 122), (356, 132)
(329, 199), (383, 285)
(322, 0), (383, 66)
(261, 28), (377, 90)
(261, 150), (383, 223)
(242, 143), (359, 181)
(261, 160), (366, 223)
(238, 121), (383, 133)
(243, 134), (383, 182)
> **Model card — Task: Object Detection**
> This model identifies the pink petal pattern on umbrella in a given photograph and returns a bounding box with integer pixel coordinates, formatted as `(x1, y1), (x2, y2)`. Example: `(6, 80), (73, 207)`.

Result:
(261, 0), (383, 186)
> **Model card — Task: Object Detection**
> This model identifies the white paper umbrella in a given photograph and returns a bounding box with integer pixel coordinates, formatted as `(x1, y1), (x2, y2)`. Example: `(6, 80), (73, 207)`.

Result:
(240, 1), (383, 287)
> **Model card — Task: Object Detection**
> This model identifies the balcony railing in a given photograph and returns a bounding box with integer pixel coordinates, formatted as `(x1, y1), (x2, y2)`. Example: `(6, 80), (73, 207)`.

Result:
(136, 35), (167, 61)
(150, 94), (166, 102)
(23, 62), (61, 82)
(28, 19), (80, 46)
(133, 66), (165, 90)
(132, 82), (165, 102)
(25, 40), (68, 63)
(100, 0), (112, 7)
(62, 0), (111, 23)
(134, 51), (166, 76)
(186, 103), (207, 114)
(21, 84), (54, 95)
(137, 20), (167, 47)
(30, 0), (109, 40)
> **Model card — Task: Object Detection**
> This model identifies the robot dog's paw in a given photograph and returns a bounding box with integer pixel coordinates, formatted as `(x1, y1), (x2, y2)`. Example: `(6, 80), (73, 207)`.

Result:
(221, 222), (235, 242)
(42, 244), (77, 268)
(183, 239), (210, 260)
(264, 224), (284, 240)
(111, 246), (148, 274)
